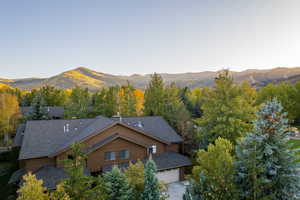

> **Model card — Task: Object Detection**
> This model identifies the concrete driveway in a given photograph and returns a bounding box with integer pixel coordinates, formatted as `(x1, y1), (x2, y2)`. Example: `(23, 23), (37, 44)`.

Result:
(167, 182), (187, 200)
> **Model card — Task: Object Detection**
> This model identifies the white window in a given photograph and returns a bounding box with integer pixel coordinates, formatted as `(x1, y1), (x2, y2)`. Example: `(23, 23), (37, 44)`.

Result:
(149, 145), (157, 154)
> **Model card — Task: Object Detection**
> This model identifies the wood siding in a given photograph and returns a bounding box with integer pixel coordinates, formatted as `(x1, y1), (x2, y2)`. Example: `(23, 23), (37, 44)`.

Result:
(56, 124), (167, 170)
(24, 157), (55, 171)
(87, 137), (147, 172)
(166, 144), (180, 152)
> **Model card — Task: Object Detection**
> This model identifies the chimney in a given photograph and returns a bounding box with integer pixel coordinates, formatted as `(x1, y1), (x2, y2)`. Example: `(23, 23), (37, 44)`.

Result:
(112, 112), (122, 122)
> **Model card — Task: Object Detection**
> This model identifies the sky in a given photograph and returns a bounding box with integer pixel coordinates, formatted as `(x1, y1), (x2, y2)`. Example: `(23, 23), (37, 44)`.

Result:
(1, 0), (300, 78)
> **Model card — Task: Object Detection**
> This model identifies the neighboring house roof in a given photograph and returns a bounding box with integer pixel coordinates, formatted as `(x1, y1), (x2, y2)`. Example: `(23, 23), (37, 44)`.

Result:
(151, 151), (192, 171)
(21, 106), (64, 118)
(19, 116), (183, 160)
(18, 165), (90, 190)
(13, 124), (26, 147)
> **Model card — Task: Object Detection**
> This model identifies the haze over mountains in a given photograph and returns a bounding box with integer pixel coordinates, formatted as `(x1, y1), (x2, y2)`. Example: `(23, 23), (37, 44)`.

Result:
(2, 67), (300, 91)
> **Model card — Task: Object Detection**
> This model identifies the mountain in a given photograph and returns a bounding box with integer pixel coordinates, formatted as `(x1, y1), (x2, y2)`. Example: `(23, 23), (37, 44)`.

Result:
(2, 67), (300, 91)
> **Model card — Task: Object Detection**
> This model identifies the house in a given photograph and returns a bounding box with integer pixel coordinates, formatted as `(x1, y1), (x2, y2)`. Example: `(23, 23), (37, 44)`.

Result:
(21, 106), (64, 119)
(10, 116), (191, 188)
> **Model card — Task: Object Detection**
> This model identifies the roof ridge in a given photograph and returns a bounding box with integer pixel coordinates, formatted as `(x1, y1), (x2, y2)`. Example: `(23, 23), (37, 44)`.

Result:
(49, 116), (114, 156)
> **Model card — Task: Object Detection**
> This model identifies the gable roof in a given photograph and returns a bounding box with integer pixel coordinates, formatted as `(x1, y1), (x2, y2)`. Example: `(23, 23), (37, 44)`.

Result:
(19, 118), (96, 160)
(112, 116), (183, 143)
(84, 133), (148, 154)
(19, 116), (183, 160)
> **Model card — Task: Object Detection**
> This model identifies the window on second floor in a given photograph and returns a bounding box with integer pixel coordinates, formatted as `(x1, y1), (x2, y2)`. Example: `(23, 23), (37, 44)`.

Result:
(119, 150), (129, 159)
(105, 151), (116, 161)
(148, 145), (157, 154)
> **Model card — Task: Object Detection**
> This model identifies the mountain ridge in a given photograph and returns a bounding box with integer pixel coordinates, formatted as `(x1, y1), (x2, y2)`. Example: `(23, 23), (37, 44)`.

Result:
(2, 66), (300, 91)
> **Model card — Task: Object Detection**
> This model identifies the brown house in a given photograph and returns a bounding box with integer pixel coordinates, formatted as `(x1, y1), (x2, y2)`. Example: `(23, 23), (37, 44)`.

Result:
(11, 116), (191, 189)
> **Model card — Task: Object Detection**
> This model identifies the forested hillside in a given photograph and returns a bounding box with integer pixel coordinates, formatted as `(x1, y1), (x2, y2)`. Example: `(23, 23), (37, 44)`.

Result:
(2, 66), (300, 91)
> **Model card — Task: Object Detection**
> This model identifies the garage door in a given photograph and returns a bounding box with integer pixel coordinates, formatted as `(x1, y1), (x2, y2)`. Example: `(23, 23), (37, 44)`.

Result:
(156, 168), (179, 184)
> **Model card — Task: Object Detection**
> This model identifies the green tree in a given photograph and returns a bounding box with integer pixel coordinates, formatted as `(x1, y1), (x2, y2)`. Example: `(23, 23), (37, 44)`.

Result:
(144, 74), (190, 138)
(142, 157), (161, 200)
(185, 137), (237, 200)
(61, 143), (106, 200)
(26, 93), (50, 120)
(144, 73), (165, 116)
(125, 161), (145, 200)
(17, 172), (48, 200)
(39, 85), (68, 106)
(257, 83), (297, 121)
(195, 70), (256, 148)
(103, 165), (132, 200)
(65, 86), (90, 118)
(235, 99), (300, 200)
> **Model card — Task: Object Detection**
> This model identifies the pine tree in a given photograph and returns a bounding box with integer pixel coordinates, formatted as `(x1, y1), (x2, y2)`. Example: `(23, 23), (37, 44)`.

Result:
(184, 137), (237, 200)
(142, 157), (161, 200)
(144, 73), (165, 116)
(235, 99), (300, 200)
(17, 172), (49, 200)
(27, 92), (50, 120)
(195, 70), (256, 148)
(103, 165), (132, 200)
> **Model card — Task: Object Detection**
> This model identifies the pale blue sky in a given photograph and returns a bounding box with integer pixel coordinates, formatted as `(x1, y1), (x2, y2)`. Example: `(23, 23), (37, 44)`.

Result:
(1, 0), (300, 78)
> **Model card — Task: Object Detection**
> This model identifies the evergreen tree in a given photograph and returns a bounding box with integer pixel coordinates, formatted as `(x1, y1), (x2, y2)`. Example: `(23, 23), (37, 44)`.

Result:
(142, 157), (161, 200)
(235, 99), (300, 200)
(103, 165), (132, 200)
(17, 172), (48, 200)
(144, 73), (165, 116)
(144, 74), (190, 138)
(27, 92), (50, 120)
(184, 137), (237, 200)
(195, 70), (256, 148)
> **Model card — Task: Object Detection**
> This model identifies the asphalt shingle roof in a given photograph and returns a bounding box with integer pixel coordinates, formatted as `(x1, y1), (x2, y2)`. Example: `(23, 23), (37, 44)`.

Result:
(18, 165), (90, 189)
(112, 116), (183, 143)
(21, 106), (64, 118)
(13, 124), (26, 147)
(19, 118), (95, 159)
(19, 116), (183, 160)
(151, 151), (192, 171)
